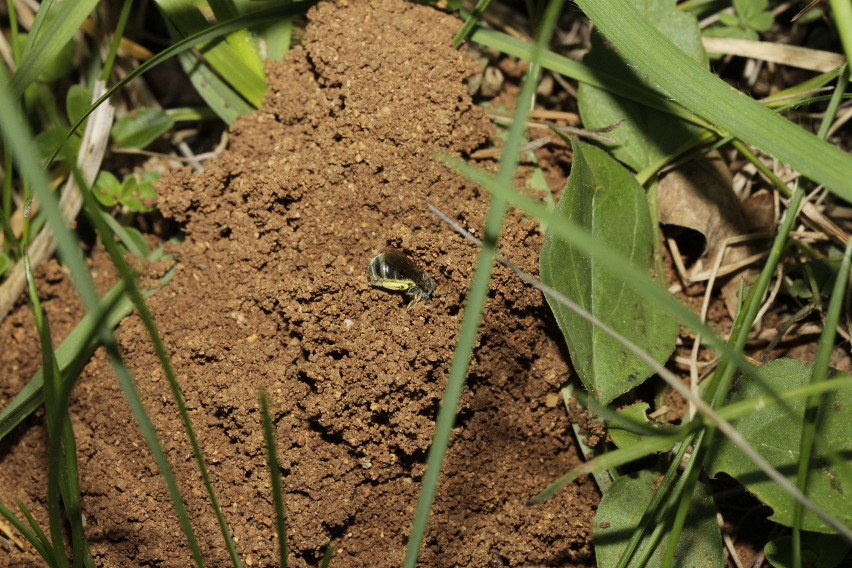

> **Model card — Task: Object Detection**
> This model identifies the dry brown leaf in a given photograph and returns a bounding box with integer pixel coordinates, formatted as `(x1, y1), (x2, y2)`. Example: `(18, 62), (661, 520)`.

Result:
(702, 37), (845, 73)
(659, 153), (756, 317)
(741, 188), (775, 232)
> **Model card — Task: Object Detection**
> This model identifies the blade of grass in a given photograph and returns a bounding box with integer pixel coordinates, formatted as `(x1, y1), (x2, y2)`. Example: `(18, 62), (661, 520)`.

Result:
(793, 65), (852, 568)
(1, 501), (56, 565)
(101, 0), (135, 83)
(23, 192), (92, 566)
(320, 544), (335, 568)
(259, 388), (288, 568)
(401, 2), (565, 567)
(60, 414), (94, 568)
(74, 166), (242, 567)
(829, 0), (852, 64)
(23, 252), (71, 568)
(9, 0), (100, 96)
(1, 66), (207, 568)
(572, 0), (852, 200)
(453, 0), (493, 48)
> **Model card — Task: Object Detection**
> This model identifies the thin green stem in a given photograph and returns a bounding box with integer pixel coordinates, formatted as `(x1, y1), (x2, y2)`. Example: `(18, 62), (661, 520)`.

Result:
(101, 0), (134, 82)
(259, 388), (288, 568)
(401, 2), (565, 566)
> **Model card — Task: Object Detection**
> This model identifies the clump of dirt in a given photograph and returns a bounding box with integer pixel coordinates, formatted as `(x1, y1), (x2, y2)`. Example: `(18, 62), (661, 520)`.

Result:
(0, 1), (598, 566)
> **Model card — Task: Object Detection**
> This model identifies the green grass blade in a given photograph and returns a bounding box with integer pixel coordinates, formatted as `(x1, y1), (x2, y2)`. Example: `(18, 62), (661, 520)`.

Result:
(320, 544), (335, 568)
(8, 0), (100, 96)
(101, 0), (134, 83)
(830, 0), (852, 64)
(156, 0), (266, 106)
(0, 276), (159, 442)
(401, 3), (566, 567)
(23, 251), (71, 568)
(572, 0), (852, 199)
(25, 239), (92, 567)
(470, 28), (710, 127)
(1, 501), (55, 565)
(61, 416), (95, 568)
(259, 388), (288, 568)
(453, 0), (492, 48)
(176, 49), (253, 123)
(75, 169), (240, 567)
(717, 377), (852, 423)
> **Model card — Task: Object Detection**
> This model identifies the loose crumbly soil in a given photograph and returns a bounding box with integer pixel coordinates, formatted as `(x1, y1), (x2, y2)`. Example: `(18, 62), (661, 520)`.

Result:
(0, 1), (599, 566)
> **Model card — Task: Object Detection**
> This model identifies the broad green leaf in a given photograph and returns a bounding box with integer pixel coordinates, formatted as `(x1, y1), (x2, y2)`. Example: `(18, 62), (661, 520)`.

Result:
(35, 127), (80, 163)
(111, 108), (175, 149)
(594, 469), (724, 568)
(93, 171), (122, 207)
(577, 0), (708, 170)
(707, 359), (852, 533)
(608, 403), (677, 449)
(540, 139), (678, 404)
(65, 85), (93, 126)
(764, 533), (851, 568)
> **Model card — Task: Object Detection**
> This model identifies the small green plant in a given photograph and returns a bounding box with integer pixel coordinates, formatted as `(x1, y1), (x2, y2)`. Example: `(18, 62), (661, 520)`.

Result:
(705, 0), (775, 41)
(92, 171), (159, 212)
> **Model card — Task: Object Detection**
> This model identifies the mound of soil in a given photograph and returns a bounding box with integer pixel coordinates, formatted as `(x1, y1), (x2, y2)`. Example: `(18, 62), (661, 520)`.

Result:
(1, 1), (597, 566)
